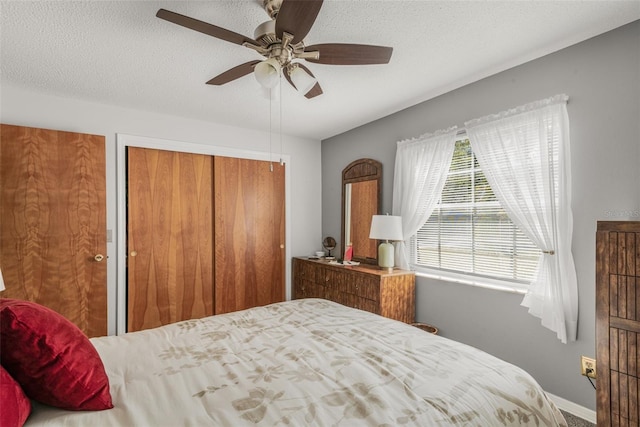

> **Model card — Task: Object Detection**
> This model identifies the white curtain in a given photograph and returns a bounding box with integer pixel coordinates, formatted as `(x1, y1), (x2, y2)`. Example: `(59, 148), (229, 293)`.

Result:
(392, 127), (458, 270)
(465, 94), (578, 343)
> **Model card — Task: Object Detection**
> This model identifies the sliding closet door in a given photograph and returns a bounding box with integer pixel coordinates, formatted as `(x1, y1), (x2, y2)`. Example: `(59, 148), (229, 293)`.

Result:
(127, 147), (214, 332)
(0, 124), (107, 337)
(214, 157), (285, 314)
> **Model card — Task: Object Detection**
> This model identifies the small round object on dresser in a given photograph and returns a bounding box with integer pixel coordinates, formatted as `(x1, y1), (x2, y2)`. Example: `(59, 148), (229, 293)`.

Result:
(315, 251), (325, 257)
(411, 323), (438, 335)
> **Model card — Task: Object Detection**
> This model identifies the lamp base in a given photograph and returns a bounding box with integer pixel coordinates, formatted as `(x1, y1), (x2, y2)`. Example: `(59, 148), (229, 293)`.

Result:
(377, 241), (395, 270)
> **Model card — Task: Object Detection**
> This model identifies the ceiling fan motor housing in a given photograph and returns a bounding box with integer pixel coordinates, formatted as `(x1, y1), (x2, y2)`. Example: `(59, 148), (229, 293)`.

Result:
(254, 20), (277, 45)
(254, 20), (306, 69)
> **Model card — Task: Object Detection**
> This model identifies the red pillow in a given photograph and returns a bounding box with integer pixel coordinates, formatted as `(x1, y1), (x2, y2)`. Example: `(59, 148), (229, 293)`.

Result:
(0, 299), (113, 411)
(0, 365), (31, 427)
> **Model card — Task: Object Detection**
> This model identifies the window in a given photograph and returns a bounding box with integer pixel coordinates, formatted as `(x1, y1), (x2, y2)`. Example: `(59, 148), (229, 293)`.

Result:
(412, 138), (540, 289)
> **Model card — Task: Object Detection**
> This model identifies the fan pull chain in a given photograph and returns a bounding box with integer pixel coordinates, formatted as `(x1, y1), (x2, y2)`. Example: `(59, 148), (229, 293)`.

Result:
(279, 74), (284, 166)
(269, 86), (273, 172)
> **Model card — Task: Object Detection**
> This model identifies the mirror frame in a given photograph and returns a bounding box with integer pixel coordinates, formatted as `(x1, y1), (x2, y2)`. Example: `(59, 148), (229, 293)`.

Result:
(341, 158), (382, 264)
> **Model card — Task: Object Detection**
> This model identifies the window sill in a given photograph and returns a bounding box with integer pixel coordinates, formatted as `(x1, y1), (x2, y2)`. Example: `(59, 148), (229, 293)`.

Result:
(413, 267), (527, 295)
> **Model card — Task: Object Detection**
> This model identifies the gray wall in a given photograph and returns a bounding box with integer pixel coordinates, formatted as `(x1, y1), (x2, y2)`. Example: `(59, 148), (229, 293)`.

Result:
(321, 21), (640, 411)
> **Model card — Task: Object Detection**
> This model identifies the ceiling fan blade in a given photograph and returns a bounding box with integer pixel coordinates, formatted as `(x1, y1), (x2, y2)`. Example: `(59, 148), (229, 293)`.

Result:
(303, 82), (323, 99)
(296, 64), (323, 98)
(284, 63), (323, 98)
(305, 43), (393, 65)
(206, 61), (261, 85)
(157, 9), (257, 47)
(275, 0), (323, 44)
(283, 67), (295, 86)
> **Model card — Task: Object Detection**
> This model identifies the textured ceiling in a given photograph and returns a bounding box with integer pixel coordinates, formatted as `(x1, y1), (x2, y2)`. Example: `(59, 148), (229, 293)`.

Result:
(1, 1), (638, 140)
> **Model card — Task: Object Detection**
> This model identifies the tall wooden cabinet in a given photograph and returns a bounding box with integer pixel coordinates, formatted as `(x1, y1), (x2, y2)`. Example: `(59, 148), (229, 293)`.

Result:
(293, 257), (415, 323)
(0, 124), (107, 337)
(596, 221), (640, 426)
(126, 148), (285, 332)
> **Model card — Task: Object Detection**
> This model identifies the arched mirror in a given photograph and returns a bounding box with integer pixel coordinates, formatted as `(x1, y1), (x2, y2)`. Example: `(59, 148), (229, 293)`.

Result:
(341, 158), (382, 264)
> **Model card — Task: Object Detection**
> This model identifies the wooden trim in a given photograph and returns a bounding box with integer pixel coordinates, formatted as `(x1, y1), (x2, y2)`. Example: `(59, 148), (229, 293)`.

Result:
(611, 317), (640, 333)
(342, 158), (382, 182)
(598, 221), (640, 232)
(596, 229), (612, 426)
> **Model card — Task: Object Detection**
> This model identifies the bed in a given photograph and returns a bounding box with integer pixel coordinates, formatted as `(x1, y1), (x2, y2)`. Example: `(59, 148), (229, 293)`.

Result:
(8, 298), (566, 426)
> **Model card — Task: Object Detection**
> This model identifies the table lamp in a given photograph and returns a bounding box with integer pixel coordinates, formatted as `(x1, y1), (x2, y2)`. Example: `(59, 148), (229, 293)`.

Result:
(369, 215), (403, 272)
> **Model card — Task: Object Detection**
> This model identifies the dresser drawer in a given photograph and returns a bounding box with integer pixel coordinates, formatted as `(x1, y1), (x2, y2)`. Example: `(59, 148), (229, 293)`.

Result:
(348, 273), (380, 301)
(293, 258), (324, 299)
(294, 278), (325, 299)
(318, 268), (344, 291)
(294, 259), (319, 282)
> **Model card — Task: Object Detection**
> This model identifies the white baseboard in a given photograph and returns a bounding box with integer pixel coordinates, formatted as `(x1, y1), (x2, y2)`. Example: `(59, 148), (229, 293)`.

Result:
(547, 392), (596, 424)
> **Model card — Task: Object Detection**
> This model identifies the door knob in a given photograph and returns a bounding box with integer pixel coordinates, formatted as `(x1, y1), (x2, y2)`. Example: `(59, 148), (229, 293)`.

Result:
(130, 251), (137, 257)
(94, 254), (105, 262)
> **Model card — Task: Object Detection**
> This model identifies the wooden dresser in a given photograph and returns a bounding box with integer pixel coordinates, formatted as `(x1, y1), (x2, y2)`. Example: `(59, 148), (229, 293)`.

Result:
(596, 221), (640, 426)
(292, 257), (415, 323)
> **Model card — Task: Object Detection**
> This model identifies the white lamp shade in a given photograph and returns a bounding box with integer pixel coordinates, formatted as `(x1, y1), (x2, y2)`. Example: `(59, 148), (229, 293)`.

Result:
(0, 268), (5, 292)
(369, 215), (403, 241)
(254, 58), (281, 89)
(289, 65), (317, 95)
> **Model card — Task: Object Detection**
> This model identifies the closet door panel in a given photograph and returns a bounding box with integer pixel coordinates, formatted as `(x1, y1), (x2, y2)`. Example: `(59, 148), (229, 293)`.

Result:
(0, 124), (107, 337)
(214, 157), (285, 314)
(127, 147), (213, 332)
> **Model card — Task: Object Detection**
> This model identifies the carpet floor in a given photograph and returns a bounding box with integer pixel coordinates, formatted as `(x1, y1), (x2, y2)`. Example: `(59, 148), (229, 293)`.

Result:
(560, 410), (595, 427)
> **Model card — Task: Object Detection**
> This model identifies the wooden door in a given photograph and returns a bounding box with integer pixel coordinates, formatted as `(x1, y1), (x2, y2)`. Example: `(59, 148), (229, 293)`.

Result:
(0, 124), (107, 337)
(127, 147), (214, 332)
(214, 157), (285, 314)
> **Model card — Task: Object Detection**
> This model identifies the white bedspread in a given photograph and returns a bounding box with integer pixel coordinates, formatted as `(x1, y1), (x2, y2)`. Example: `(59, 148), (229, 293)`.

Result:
(26, 299), (566, 426)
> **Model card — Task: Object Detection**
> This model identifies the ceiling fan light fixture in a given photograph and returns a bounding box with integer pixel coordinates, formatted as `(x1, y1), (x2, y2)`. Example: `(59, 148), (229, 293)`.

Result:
(255, 57), (281, 88)
(289, 64), (317, 95)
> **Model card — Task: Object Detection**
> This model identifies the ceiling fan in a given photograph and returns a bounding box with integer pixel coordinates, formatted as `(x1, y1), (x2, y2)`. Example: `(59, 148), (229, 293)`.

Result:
(156, 0), (393, 99)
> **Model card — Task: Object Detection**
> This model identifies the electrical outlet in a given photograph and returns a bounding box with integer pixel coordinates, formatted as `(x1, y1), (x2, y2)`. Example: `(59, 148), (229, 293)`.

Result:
(581, 356), (596, 379)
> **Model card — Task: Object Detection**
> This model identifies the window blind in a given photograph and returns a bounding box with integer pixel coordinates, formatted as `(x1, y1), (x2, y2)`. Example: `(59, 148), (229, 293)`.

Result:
(413, 139), (540, 284)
